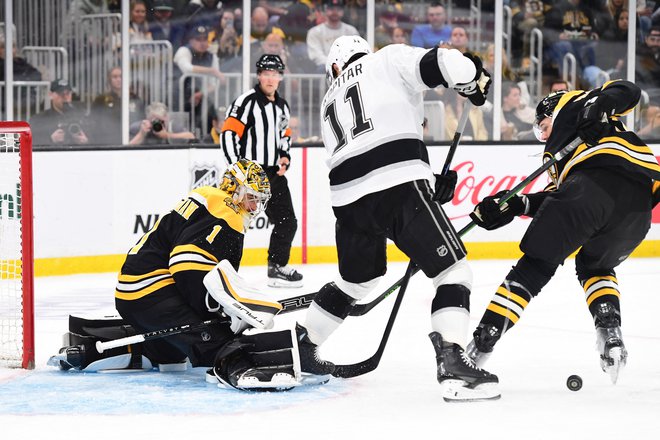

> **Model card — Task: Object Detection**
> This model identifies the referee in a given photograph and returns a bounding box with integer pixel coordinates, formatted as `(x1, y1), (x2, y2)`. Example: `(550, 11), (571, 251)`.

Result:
(220, 54), (303, 287)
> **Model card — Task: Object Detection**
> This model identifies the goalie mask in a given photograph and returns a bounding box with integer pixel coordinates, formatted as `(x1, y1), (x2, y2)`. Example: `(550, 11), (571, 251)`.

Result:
(533, 90), (567, 142)
(325, 35), (371, 86)
(220, 159), (271, 218)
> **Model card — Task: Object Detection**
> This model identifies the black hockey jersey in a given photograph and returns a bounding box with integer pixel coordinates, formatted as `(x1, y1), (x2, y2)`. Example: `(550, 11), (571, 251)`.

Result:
(544, 80), (660, 187)
(115, 186), (246, 312)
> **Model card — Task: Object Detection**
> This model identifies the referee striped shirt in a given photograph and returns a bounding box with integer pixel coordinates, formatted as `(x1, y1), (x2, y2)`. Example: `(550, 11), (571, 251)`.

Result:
(221, 85), (292, 167)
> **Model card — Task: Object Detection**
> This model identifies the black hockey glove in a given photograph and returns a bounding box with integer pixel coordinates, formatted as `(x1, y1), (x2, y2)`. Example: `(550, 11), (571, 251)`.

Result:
(576, 95), (615, 147)
(432, 171), (457, 204)
(453, 53), (492, 107)
(469, 190), (528, 231)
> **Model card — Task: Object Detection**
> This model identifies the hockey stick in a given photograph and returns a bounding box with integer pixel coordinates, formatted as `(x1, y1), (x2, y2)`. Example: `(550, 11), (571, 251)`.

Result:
(97, 292), (316, 353)
(456, 136), (584, 237)
(331, 101), (473, 379)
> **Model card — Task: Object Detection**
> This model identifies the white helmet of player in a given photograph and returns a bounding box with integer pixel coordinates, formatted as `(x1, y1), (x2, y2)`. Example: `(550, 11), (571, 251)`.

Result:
(325, 35), (371, 86)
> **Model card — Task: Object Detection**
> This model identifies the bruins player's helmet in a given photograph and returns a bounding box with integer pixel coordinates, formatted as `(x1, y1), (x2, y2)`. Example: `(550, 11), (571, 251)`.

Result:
(220, 159), (271, 218)
(325, 35), (371, 86)
(533, 90), (567, 141)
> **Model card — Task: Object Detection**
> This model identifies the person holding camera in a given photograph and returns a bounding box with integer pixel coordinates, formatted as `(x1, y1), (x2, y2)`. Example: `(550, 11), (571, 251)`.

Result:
(30, 79), (90, 146)
(130, 101), (197, 145)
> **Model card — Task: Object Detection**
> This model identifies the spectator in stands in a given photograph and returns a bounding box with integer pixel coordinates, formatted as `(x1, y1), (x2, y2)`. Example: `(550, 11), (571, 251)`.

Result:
(636, 26), (660, 104)
(0, 35), (42, 115)
(149, 0), (186, 51)
(549, 78), (571, 91)
(90, 66), (146, 144)
(130, 101), (197, 145)
(545, 0), (599, 77)
(511, 0), (552, 62)
(583, 8), (629, 88)
(208, 9), (240, 63)
(129, 0), (153, 42)
(306, 0), (359, 72)
(279, 0), (317, 46)
(250, 6), (285, 43)
(449, 26), (470, 53)
(289, 115), (320, 143)
(173, 25), (224, 133)
(391, 26), (409, 45)
(184, 0), (224, 35)
(343, 0), (367, 32)
(30, 79), (90, 146)
(443, 89), (488, 141)
(202, 105), (226, 143)
(374, 5), (399, 49)
(484, 43), (521, 82)
(410, 3), (452, 49)
(500, 81), (535, 140)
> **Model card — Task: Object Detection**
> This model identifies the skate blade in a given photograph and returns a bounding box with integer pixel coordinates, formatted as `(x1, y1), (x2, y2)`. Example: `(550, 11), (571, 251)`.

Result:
(267, 279), (304, 288)
(441, 380), (501, 402)
(299, 372), (331, 386)
(604, 347), (625, 385)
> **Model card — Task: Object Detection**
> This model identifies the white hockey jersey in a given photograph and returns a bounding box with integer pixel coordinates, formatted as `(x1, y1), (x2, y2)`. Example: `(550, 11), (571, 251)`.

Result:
(320, 44), (474, 207)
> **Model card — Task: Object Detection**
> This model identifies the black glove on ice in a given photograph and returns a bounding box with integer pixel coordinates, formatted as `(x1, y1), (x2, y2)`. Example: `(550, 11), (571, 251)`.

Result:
(433, 170), (457, 204)
(470, 190), (528, 231)
(453, 53), (492, 106)
(576, 95), (615, 147)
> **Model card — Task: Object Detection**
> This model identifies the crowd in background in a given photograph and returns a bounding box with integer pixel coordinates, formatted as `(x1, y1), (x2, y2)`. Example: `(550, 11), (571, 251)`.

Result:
(1, 0), (659, 146)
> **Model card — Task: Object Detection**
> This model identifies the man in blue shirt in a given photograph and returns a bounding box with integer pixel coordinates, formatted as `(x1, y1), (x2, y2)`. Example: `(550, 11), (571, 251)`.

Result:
(411, 3), (453, 48)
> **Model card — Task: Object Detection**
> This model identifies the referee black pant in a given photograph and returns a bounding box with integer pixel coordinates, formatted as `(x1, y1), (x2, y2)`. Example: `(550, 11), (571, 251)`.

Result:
(264, 167), (298, 266)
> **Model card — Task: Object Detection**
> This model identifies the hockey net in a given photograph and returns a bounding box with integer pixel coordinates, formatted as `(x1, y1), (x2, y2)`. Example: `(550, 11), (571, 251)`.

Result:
(0, 122), (34, 369)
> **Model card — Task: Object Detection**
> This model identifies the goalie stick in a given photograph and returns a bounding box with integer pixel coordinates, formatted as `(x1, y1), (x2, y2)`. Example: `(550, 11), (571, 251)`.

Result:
(332, 101), (473, 379)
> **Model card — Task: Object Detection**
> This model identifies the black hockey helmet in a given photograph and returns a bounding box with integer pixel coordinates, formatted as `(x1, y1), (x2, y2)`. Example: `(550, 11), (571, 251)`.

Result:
(534, 90), (567, 125)
(256, 54), (285, 74)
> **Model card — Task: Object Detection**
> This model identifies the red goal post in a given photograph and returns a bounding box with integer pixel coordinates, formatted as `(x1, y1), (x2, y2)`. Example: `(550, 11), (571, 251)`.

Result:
(0, 121), (34, 369)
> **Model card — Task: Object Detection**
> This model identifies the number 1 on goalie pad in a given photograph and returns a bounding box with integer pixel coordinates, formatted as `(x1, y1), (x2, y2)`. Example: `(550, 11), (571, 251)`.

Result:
(204, 260), (283, 333)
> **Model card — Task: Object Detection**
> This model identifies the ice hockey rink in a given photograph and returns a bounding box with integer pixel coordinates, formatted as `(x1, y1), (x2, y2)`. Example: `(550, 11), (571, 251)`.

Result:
(2, 258), (659, 439)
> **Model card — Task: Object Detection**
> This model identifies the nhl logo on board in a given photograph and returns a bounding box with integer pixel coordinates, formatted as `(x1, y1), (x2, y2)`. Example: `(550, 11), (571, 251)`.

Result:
(437, 245), (448, 257)
(191, 165), (220, 189)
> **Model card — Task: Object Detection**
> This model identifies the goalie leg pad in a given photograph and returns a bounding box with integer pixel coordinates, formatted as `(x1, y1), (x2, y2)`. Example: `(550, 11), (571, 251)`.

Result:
(204, 260), (282, 332)
(209, 328), (322, 391)
(48, 314), (158, 372)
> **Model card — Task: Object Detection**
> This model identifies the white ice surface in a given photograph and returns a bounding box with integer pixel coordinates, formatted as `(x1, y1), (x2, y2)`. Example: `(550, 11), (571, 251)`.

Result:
(2, 259), (660, 439)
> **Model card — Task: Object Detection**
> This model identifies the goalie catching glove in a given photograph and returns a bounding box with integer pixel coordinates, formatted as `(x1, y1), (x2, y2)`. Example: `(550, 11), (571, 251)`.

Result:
(453, 53), (491, 106)
(470, 190), (529, 231)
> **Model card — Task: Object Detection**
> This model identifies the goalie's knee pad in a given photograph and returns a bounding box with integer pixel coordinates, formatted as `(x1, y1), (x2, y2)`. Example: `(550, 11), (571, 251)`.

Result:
(432, 258), (473, 291)
(204, 260), (282, 332)
(209, 328), (303, 391)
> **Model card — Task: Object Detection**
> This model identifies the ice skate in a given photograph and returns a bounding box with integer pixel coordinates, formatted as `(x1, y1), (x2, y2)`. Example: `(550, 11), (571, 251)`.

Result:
(466, 323), (502, 367)
(295, 323), (335, 376)
(594, 302), (627, 384)
(268, 263), (304, 288)
(429, 332), (500, 402)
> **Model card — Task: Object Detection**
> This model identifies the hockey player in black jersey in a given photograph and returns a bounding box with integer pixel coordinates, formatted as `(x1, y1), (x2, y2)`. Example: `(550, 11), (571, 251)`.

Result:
(50, 159), (330, 390)
(467, 80), (660, 384)
(295, 35), (499, 401)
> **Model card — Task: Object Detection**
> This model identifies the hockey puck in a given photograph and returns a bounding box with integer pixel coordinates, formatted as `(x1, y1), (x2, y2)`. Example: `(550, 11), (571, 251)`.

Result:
(566, 374), (582, 391)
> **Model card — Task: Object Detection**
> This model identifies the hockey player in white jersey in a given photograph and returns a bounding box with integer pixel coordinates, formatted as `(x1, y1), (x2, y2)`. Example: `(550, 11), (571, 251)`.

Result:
(295, 36), (499, 401)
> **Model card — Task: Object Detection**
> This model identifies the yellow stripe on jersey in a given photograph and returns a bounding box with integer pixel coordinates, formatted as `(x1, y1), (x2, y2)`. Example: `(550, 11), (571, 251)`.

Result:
(582, 275), (617, 291)
(115, 277), (175, 300)
(192, 186), (246, 233)
(170, 261), (217, 275)
(117, 268), (171, 283)
(486, 303), (520, 324)
(495, 286), (529, 308)
(170, 244), (219, 263)
(586, 288), (621, 306)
